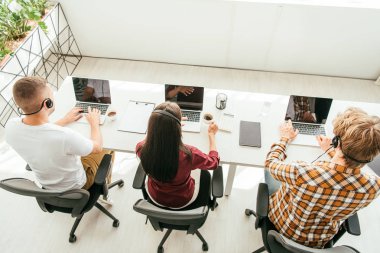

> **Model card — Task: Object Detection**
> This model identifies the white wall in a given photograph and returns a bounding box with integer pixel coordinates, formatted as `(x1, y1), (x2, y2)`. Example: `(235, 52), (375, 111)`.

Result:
(58, 0), (380, 79)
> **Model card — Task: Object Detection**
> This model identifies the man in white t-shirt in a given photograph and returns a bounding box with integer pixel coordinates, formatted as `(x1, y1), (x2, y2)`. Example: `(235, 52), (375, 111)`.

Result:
(6, 77), (114, 197)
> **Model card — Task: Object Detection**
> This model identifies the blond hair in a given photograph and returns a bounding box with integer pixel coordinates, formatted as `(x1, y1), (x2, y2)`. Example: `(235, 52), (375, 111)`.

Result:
(13, 77), (48, 114)
(333, 107), (380, 168)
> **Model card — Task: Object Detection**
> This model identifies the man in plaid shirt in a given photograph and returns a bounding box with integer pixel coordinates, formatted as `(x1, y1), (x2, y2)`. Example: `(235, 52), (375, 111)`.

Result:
(265, 107), (380, 248)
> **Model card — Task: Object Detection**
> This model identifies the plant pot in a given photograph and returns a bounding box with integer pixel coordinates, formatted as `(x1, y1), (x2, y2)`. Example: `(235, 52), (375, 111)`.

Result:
(0, 54), (11, 69)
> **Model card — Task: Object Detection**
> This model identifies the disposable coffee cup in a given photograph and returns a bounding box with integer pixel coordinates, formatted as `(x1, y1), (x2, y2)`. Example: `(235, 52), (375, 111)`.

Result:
(107, 109), (117, 121)
(203, 113), (214, 124)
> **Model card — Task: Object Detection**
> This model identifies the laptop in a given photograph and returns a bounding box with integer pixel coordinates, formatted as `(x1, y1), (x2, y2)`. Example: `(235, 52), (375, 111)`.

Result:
(285, 95), (333, 146)
(165, 84), (204, 132)
(72, 77), (111, 125)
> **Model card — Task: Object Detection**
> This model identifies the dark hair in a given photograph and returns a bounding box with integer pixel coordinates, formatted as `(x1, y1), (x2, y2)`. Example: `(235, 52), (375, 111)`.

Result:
(138, 102), (192, 182)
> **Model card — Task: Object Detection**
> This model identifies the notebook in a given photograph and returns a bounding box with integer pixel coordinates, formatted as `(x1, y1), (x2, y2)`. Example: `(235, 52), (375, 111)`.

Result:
(218, 113), (234, 132)
(118, 101), (155, 134)
(239, 121), (261, 148)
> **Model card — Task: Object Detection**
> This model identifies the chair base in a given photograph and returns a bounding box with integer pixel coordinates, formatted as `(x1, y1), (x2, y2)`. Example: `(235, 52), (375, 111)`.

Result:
(246, 209), (265, 253)
(245, 208), (257, 217)
(157, 229), (209, 253)
(108, 179), (124, 189)
(252, 246), (266, 253)
(68, 179), (124, 243)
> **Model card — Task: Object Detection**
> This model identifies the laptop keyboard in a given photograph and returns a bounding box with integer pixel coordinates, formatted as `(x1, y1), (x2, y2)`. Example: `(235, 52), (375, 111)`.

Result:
(182, 111), (200, 122)
(75, 102), (108, 115)
(292, 122), (326, 136)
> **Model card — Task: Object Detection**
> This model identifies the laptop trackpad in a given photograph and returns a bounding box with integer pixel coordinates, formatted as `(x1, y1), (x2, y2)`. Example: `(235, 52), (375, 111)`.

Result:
(291, 134), (319, 147)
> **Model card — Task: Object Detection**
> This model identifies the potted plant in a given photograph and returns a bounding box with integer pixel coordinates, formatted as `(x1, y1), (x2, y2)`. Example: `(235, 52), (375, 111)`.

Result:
(0, 0), (49, 67)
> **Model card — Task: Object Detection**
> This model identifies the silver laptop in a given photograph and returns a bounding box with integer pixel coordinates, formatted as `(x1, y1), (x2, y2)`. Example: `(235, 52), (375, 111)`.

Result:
(165, 85), (204, 132)
(285, 95), (333, 146)
(72, 77), (111, 125)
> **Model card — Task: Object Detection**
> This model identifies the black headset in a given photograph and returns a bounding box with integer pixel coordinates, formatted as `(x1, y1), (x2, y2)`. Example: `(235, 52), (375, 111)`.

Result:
(312, 135), (372, 164)
(152, 109), (181, 125)
(17, 98), (54, 116)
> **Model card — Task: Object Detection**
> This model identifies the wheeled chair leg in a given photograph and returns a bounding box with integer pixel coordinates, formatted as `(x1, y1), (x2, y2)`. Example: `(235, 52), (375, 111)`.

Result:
(245, 208), (257, 217)
(95, 202), (120, 227)
(69, 215), (83, 243)
(195, 230), (209, 251)
(108, 179), (124, 189)
(252, 246), (266, 253)
(157, 229), (173, 253)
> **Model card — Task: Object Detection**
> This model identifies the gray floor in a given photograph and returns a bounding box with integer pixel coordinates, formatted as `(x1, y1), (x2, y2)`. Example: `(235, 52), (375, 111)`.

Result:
(0, 57), (379, 253)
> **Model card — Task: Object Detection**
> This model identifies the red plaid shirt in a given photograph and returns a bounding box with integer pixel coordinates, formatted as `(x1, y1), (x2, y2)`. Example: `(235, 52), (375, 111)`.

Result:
(265, 138), (380, 248)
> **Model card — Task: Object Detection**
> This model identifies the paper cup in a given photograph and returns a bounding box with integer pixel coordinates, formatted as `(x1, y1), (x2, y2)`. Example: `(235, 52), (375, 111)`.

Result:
(107, 109), (117, 121)
(203, 112), (214, 124)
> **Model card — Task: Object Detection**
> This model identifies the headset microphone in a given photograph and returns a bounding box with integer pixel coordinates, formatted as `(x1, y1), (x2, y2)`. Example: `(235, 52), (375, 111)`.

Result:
(311, 145), (333, 164)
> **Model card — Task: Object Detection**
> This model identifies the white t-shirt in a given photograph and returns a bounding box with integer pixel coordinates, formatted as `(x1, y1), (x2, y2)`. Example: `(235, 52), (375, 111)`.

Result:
(5, 118), (93, 191)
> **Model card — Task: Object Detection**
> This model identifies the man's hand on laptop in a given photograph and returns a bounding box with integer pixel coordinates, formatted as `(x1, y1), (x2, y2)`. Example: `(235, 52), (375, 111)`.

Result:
(316, 135), (332, 152)
(280, 120), (299, 142)
(85, 106), (100, 126)
(55, 107), (82, 126)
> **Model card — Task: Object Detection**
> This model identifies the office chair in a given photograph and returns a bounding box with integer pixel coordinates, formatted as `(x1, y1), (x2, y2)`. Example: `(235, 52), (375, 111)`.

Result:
(266, 230), (360, 253)
(132, 163), (224, 253)
(245, 183), (361, 253)
(0, 154), (124, 243)
(368, 155), (380, 176)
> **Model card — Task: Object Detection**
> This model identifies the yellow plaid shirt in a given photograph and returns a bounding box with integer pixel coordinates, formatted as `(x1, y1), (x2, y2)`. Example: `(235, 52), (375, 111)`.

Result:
(265, 137), (380, 248)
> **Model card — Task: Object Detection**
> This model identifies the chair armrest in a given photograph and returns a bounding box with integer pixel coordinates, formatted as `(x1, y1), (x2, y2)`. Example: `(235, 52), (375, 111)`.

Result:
(94, 154), (112, 185)
(211, 166), (224, 198)
(133, 163), (146, 189)
(256, 183), (269, 217)
(343, 213), (361, 236)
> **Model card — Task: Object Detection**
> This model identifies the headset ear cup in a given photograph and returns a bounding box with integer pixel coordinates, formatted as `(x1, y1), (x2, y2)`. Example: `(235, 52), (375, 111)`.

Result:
(45, 99), (53, 108)
(332, 136), (339, 148)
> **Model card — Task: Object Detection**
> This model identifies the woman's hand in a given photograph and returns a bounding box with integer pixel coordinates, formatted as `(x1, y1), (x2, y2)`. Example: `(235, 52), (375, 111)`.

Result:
(208, 123), (219, 136)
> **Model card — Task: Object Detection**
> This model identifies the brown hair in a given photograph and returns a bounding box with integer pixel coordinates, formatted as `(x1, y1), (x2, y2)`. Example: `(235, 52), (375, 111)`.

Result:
(138, 102), (192, 182)
(13, 77), (48, 114)
(333, 107), (380, 168)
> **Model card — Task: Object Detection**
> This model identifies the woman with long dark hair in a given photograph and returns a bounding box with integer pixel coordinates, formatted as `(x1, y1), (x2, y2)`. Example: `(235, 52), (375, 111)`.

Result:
(136, 102), (219, 209)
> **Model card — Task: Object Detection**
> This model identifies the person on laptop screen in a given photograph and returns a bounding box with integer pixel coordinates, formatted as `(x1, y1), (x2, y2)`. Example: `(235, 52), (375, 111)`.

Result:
(136, 102), (219, 209)
(165, 85), (194, 101)
(83, 79), (111, 104)
(285, 96), (333, 124)
(264, 108), (380, 248)
(6, 77), (115, 203)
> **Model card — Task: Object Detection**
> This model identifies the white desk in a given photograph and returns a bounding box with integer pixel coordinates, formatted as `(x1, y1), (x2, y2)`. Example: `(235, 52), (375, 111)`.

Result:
(51, 77), (380, 196)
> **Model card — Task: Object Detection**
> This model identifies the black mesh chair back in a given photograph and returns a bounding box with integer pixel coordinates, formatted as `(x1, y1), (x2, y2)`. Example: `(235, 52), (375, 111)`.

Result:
(0, 154), (124, 243)
(132, 163), (224, 253)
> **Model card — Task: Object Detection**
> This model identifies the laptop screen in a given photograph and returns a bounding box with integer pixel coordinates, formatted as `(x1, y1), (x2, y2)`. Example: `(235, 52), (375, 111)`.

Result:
(165, 84), (204, 111)
(285, 95), (333, 124)
(72, 77), (111, 104)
